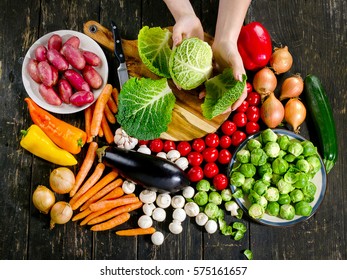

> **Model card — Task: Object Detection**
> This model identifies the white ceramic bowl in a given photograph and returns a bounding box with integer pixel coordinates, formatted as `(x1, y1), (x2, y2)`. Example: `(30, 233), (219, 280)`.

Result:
(228, 129), (327, 227)
(22, 30), (109, 114)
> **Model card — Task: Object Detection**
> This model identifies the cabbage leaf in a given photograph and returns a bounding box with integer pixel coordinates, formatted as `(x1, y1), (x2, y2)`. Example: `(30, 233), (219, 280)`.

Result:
(138, 26), (172, 78)
(117, 77), (176, 140)
(169, 37), (213, 90)
(202, 69), (247, 120)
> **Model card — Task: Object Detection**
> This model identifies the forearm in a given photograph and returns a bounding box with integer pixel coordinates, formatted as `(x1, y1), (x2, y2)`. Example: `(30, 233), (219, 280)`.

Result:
(214, 0), (251, 43)
(163, 0), (197, 21)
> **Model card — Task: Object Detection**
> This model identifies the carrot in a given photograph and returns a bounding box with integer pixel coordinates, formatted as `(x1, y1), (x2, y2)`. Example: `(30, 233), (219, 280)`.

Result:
(101, 114), (114, 144)
(69, 162), (105, 207)
(90, 212), (130, 231)
(115, 227), (156, 236)
(69, 141), (98, 197)
(88, 201), (143, 225)
(89, 196), (139, 212)
(98, 125), (104, 137)
(71, 171), (120, 210)
(91, 84), (113, 137)
(84, 105), (93, 143)
(104, 104), (116, 124)
(107, 95), (118, 114)
(72, 208), (92, 222)
(112, 87), (119, 105)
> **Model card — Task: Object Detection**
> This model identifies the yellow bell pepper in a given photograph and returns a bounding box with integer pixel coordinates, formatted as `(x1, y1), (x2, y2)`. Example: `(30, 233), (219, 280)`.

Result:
(20, 124), (77, 166)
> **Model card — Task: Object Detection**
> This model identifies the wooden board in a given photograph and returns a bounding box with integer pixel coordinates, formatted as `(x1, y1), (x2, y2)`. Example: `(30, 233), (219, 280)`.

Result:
(83, 20), (230, 141)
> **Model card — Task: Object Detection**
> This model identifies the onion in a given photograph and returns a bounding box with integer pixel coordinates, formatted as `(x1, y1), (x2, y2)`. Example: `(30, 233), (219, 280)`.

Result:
(260, 92), (284, 128)
(32, 185), (56, 214)
(279, 74), (304, 100)
(253, 67), (277, 100)
(49, 167), (75, 194)
(284, 98), (306, 133)
(50, 201), (73, 229)
(270, 46), (293, 74)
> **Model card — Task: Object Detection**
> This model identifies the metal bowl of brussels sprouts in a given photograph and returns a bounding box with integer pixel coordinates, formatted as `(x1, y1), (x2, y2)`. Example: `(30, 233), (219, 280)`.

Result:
(228, 128), (327, 227)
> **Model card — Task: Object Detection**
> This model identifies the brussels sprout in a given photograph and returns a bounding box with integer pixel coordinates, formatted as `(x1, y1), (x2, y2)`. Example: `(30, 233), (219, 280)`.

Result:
(277, 178), (293, 194)
(248, 189), (261, 204)
(230, 171), (245, 187)
(278, 150), (287, 158)
(302, 181), (317, 198)
(306, 155), (321, 174)
(250, 148), (268, 166)
(272, 157), (289, 174)
(293, 172), (309, 189)
(296, 159), (311, 173)
(221, 188), (232, 202)
(295, 201), (313, 216)
(264, 187), (280, 201)
(234, 230), (245, 241)
(232, 189), (243, 199)
(248, 203), (265, 219)
(242, 177), (255, 194)
(287, 141), (304, 157)
(240, 163), (257, 178)
(271, 173), (282, 185)
(279, 204), (295, 220)
(284, 168), (299, 184)
(236, 149), (251, 163)
(277, 135), (290, 150)
(262, 172), (273, 183)
(301, 140), (317, 157)
(303, 195), (315, 203)
(266, 201), (280, 216)
(278, 193), (291, 205)
(244, 249), (253, 260)
(283, 153), (297, 163)
(256, 196), (268, 209)
(247, 138), (262, 151)
(204, 202), (219, 219)
(258, 162), (272, 177)
(233, 221), (247, 233)
(196, 179), (211, 191)
(289, 189), (304, 203)
(264, 142), (281, 158)
(261, 128), (278, 143)
(253, 179), (270, 196)
(194, 191), (209, 206)
(208, 191), (222, 205)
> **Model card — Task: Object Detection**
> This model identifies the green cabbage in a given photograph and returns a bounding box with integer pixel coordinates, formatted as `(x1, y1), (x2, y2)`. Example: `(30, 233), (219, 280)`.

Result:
(138, 26), (172, 78)
(169, 37), (213, 90)
(202, 69), (247, 119)
(116, 77), (176, 140)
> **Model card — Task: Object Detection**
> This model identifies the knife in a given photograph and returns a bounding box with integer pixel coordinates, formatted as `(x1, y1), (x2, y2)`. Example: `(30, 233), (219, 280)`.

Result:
(111, 21), (129, 89)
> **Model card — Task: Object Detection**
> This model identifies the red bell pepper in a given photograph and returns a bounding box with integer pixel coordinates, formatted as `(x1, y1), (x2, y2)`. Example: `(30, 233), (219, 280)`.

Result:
(237, 22), (273, 71)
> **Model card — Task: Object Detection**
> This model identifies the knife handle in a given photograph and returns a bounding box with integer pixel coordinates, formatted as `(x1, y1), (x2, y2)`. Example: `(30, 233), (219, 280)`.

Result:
(111, 21), (125, 64)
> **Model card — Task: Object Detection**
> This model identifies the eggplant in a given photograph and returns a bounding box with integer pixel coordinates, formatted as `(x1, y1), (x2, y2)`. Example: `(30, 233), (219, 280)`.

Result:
(97, 146), (190, 193)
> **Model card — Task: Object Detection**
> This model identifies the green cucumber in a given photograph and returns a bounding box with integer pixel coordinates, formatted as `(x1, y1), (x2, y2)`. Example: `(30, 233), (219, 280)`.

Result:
(303, 74), (338, 173)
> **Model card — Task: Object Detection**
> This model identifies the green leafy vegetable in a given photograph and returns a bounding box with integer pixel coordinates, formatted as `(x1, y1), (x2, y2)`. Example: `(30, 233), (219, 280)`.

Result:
(117, 77), (176, 140)
(202, 69), (247, 119)
(138, 26), (172, 78)
(169, 37), (213, 90)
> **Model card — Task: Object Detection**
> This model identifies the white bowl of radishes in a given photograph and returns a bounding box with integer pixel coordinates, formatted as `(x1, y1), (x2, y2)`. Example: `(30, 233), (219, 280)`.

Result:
(22, 30), (109, 114)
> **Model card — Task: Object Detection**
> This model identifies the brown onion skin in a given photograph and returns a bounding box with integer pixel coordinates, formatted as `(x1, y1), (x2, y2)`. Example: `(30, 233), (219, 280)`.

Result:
(270, 46), (293, 74)
(284, 98), (306, 133)
(50, 201), (73, 229)
(260, 92), (284, 128)
(49, 167), (75, 194)
(32, 185), (56, 214)
(280, 74), (304, 100)
(253, 67), (277, 99)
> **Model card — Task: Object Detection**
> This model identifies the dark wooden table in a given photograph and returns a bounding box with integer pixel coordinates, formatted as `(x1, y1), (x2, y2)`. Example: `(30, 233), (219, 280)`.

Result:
(0, 0), (346, 260)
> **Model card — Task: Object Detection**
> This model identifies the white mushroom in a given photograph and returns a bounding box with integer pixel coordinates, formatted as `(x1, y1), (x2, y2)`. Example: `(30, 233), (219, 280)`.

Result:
(122, 180), (136, 194)
(169, 220), (183, 234)
(137, 145), (151, 155)
(184, 201), (200, 217)
(137, 215), (153, 229)
(225, 200), (240, 216)
(171, 195), (186, 209)
(156, 152), (167, 159)
(166, 149), (181, 162)
(139, 189), (157, 204)
(182, 186), (195, 199)
(156, 193), (171, 208)
(195, 212), (208, 226)
(152, 207), (166, 222)
(142, 203), (156, 216)
(172, 208), (186, 222)
(151, 231), (164, 246)
(205, 219), (218, 234)
(175, 157), (189, 170)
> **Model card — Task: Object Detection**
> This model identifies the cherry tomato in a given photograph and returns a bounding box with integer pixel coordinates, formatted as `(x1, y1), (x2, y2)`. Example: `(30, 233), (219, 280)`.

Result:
(149, 139), (164, 153)
(163, 140), (176, 152)
(213, 173), (228, 190)
(187, 166), (204, 182)
(203, 162), (219, 178)
(245, 121), (260, 135)
(246, 105), (260, 122)
(138, 140), (149, 146)
(246, 82), (253, 94)
(187, 151), (203, 166)
(232, 112), (247, 127)
(231, 130), (247, 146)
(219, 135), (232, 149)
(202, 147), (219, 163)
(221, 120), (237, 136)
(191, 138), (205, 152)
(177, 141), (191, 156)
(218, 149), (232, 165)
(236, 100), (249, 113)
(246, 91), (261, 106)
(205, 133), (219, 148)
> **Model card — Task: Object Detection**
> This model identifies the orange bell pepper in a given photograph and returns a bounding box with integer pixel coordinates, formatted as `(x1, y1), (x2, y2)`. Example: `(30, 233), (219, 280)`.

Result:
(24, 98), (87, 154)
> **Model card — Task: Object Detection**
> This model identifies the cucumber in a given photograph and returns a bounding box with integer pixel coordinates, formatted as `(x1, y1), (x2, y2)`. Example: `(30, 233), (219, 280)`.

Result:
(303, 74), (338, 173)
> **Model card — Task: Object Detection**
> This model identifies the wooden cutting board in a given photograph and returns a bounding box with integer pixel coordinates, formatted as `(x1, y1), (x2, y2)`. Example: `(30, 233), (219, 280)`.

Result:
(83, 20), (230, 141)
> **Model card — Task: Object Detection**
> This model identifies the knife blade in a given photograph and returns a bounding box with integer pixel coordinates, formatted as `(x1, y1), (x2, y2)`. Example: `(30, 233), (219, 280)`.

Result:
(111, 21), (129, 89)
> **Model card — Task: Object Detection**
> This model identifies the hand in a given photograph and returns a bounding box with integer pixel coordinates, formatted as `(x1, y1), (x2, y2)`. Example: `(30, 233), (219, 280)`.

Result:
(212, 40), (247, 111)
(172, 14), (204, 46)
